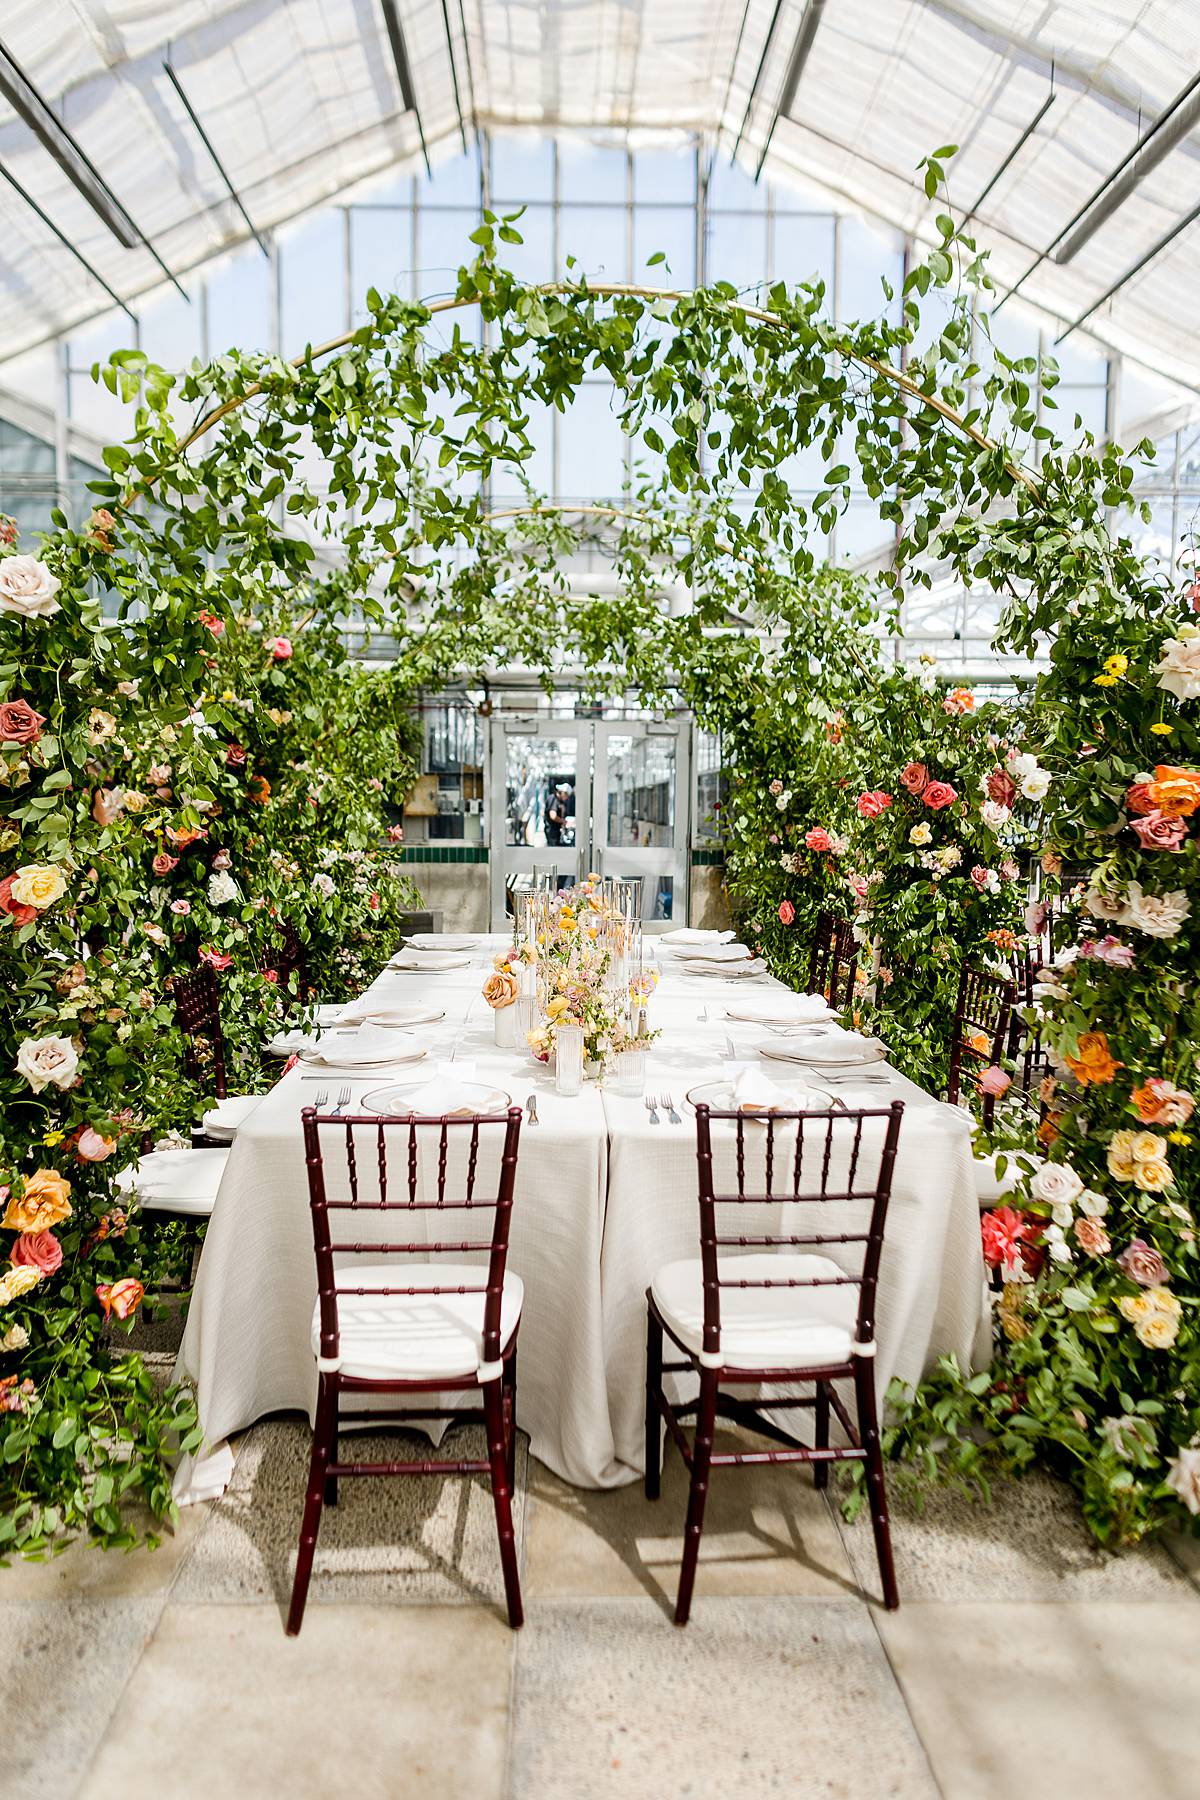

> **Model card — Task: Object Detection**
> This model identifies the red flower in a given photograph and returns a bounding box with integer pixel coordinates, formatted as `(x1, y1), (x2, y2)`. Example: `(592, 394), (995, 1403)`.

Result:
(368, 891), (380, 911)
(0, 875), (37, 928)
(778, 900), (795, 925)
(263, 968), (279, 984)
(923, 781), (958, 810)
(271, 636), (293, 661)
(226, 743), (247, 767)
(986, 768), (1017, 808)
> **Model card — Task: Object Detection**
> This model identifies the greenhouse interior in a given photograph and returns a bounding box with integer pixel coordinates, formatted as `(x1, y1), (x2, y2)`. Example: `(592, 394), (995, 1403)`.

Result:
(2, 2), (1200, 1796)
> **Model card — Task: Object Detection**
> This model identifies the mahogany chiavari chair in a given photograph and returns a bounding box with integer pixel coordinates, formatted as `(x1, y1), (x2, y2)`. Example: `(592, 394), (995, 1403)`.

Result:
(645, 1099), (905, 1624)
(287, 1105), (525, 1636)
(274, 918), (309, 999)
(807, 911), (858, 1014)
(172, 963), (231, 1101)
(947, 963), (1016, 1129)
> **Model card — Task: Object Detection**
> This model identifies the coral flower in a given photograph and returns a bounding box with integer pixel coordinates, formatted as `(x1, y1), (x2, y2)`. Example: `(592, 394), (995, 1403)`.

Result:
(95, 1278), (144, 1320)
(247, 775), (271, 805)
(922, 781), (958, 810)
(1064, 1031), (1122, 1087)
(0, 875), (37, 928)
(943, 688), (976, 715)
(855, 790), (893, 818)
(900, 762), (929, 795)
(11, 1230), (62, 1276)
(777, 900), (795, 925)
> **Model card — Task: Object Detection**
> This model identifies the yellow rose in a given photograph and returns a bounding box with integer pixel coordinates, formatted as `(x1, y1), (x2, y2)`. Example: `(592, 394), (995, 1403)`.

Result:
(1107, 1130), (1138, 1182)
(122, 790), (148, 814)
(1132, 1157), (1172, 1193)
(1118, 1292), (1153, 1323)
(1136, 1312), (1179, 1350)
(1129, 1131), (1167, 1164)
(1145, 1286), (1182, 1317)
(546, 996), (570, 1020)
(0, 1264), (43, 1308)
(3, 1168), (72, 1234)
(9, 864), (67, 910)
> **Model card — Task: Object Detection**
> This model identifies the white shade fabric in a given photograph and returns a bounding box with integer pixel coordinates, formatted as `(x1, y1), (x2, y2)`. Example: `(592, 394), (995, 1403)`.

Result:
(1, 3), (1199, 385)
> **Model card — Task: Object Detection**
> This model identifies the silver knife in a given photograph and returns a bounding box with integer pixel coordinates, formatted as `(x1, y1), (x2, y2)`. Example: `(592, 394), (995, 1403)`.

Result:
(525, 1092), (539, 1126)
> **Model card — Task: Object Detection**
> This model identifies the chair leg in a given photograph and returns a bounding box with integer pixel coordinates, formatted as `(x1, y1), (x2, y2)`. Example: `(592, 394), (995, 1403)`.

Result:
(855, 1361), (899, 1610)
(324, 1412), (339, 1508)
(813, 1380), (830, 1490)
(286, 1373), (335, 1636)
(674, 1367), (718, 1627)
(484, 1378), (524, 1629)
(644, 1306), (663, 1501)
(503, 1349), (518, 1492)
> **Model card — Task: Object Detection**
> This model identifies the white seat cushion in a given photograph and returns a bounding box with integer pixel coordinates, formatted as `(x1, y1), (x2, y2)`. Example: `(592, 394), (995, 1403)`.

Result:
(200, 1094), (262, 1139)
(651, 1252), (857, 1371)
(115, 1147), (230, 1218)
(312, 1261), (523, 1382)
(972, 1151), (1021, 1206)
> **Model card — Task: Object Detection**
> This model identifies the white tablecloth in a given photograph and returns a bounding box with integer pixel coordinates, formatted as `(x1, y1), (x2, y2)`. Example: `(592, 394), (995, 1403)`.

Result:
(174, 938), (986, 1493)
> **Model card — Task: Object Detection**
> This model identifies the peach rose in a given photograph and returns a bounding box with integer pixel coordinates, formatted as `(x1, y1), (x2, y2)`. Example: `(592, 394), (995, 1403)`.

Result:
(1148, 765), (1200, 819)
(3, 1169), (72, 1234)
(11, 1230), (62, 1277)
(95, 1278), (144, 1320)
(482, 970), (518, 1010)
(900, 762), (929, 795)
(76, 1127), (117, 1163)
(1074, 1217), (1110, 1256)
(0, 699), (45, 745)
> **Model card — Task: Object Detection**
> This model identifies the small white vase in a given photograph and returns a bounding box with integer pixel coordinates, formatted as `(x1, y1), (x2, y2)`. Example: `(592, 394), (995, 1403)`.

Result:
(493, 1004), (518, 1049)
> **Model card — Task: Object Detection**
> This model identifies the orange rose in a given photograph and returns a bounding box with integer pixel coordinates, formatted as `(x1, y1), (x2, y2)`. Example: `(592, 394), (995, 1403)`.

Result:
(1037, 1111), (1062, 1147)
(1148, 765), (1200, 819)
(247, 776), (271, 805)
(1064, 1031), (1122, 1087)
(2, 1169), (72, 1234)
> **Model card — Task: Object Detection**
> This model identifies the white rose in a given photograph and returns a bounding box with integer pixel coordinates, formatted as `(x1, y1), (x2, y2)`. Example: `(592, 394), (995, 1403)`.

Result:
(16, 1033), (79, 1093)
(1007, 752), (1037, 780)
(0, 555), (60, 619)
(1030, 1162), (1083, 1208)
(1165, 1446), (1200, 1516)
(1042, 1223), (1073, 1264)
(1078, 1188), (1109, 1218)
(313, 872), (335, 898)
(979, 800), (1011, 832)
(909, 823), (932, 846)
(207, 870), (239, 907)
(0, 1323), (28, 1351)
(1155, 634), (1200, 703)
(1125, 882), (1190, 939)
(1084, 885), (1129, 923)
(1018, 767), (1051, 801)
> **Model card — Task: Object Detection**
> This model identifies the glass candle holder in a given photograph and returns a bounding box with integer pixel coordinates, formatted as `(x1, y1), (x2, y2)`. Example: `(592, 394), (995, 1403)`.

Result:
(555, 1024), (584, 1097)
(610, 1046), (647, 1097)
(515, 995), (537, 1054)
(493, 1003), (518, 1049)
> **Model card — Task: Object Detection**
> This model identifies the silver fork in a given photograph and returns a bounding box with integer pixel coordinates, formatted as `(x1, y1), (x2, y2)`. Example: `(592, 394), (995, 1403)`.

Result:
(312, 1088), (329, 1111)
(331, 1085), (352, 1116)
(662, 1092), (682, 1124)
(644, 1094), (660, 1125)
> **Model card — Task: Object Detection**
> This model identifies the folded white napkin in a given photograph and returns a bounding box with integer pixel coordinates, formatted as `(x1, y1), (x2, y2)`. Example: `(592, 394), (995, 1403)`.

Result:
(682, 957), (769, 979)
(116, 1147), (230, 1202)
(338, 1003), (444, 1029)
(404, 933), (481, 950)
(306, 1025), (427, 1066)
(765, 1035), (887, 1066)
(389, 950), (472, 971)
(725, 993), (834, 1025)
(201, 1094), (263, 1138)
(660, 928), (735, 945)
(671, 940), (750, 963)
(729, 1066), (782, 1112)
(397, 1061), (489, 1116)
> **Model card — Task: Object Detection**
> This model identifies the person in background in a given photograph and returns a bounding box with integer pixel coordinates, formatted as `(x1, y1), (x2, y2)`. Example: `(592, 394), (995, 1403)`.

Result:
(545, 781), (574, 845)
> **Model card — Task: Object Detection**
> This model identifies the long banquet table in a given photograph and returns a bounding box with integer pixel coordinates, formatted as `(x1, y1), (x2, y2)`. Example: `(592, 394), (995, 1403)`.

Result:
(174, 937), (987, 1492)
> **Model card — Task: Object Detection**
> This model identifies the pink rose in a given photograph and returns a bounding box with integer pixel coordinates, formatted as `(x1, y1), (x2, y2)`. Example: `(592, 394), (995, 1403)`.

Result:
(0, 699), (45, 745)
(900, 762), (928, 796)
(271, 637), (293, 661)
(76, 1127), (117, 1163)
(212, 849), (232, 871)
(170, 899), (191, 915)
(778, 900), (795, 925)
(848, 874), (870, 902)
(999, 857), (1020, 882)
(1117, 1239), (1169, 1286)
(856, 790), (893, 818)
(262, 968), (278, 984)
(147, 764), (171, 786)
(976, 1065), (1011, 1099)
(1075, 1217), (1110, 1256)
(152, 853), (178, 876)
(198, 611), (224, 637)
(95, 1277), (144, 1320)
(92, 788), (122, 828)
(923, 781), (958, 810)
(368, 892), (380, 911)
(970, 866), (989, 889)
(11, 1229), (62, 1276)
(805, 828), (833, 853)
(1130, 811), (1187, 852)
(199, 946), (233, 971)
(387, 824), (404, 841)
(226, 743), (247, 767)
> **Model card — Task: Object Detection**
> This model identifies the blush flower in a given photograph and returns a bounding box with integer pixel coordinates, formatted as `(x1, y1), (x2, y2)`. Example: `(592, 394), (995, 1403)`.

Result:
(777, 900), (795, 925)
(855, 790), (892, 818)
(271, 636), (293, 660)
(1117, 1239), (1170, 1287)
(1130, 810), (1187, 852)
(11, 1231), (62, 1277)
(899, 762), (928, 795)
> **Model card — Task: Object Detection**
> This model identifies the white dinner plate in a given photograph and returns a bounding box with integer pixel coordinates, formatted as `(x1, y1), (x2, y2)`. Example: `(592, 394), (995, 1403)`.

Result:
(338, 1004), (447, 1029)
(358, 1080), (511, 1117)
(201, 1094), (263, 1139)
(759, 1038), (887, 1068)
(388, 951), (473, 972)
(300, 1028), (431, 1069)
(725, 998), (838, 1025)
(684, 1080), (822, 1115)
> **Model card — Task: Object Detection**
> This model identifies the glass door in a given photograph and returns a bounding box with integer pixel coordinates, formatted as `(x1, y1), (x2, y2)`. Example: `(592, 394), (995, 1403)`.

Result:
(592, 720), (690, 929)
(488, 719), (593, 928)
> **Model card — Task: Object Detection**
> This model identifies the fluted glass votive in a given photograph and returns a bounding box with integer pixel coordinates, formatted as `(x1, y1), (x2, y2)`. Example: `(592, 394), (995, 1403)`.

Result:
(610, 1047), (647, 1097)
(555, 1024), (584, 1097)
